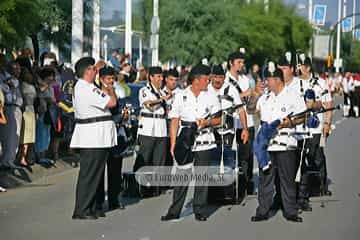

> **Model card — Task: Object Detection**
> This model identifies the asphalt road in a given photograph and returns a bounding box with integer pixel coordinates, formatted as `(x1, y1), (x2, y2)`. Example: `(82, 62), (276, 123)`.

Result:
(1, 103), (360, 240)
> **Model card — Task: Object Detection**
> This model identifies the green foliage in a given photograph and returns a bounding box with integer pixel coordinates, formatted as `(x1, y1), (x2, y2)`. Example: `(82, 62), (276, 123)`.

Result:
(0, 0), (42, 46)
(342, 32), (360, 72)
(0, 0), (71, 50)
(137, 0), (313, 65)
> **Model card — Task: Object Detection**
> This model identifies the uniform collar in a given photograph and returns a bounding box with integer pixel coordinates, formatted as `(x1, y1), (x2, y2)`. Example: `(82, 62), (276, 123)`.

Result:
(208, 82), (227, 93)
(185, 85), (207, 97)
(269, 85), (288, 98)
(162, 86), (178, 94)
(226, 71), (239, 82)
(147, 82), (161, 93)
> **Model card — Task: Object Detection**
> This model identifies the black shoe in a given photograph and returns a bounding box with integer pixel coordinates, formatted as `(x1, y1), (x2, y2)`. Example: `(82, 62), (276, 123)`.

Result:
(251, 215), (268, 222)
(285, 215), (303, 223)
(109, 202), (125, 211)
(72, 214), (98, 220)
(95, 210), (106, 218)
(247, 181), (255, 195)
(161, 214), (180, 222)
(194, 214), (207, 221)
(324, 190), (332, 196)
(299, 202), (312, 212)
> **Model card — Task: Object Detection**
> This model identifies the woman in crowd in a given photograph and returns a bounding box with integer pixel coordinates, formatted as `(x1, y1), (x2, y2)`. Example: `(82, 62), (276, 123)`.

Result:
(0, 87), (7, 191)
(18, 67), (37, 166)
(34, 67), (56, 164)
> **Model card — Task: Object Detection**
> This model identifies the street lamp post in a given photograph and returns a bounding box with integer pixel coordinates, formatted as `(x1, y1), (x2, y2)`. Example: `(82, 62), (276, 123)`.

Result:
(103, 34), (108, 62)
(308, 0), (313, 23)
(125, 0), (132, 57)
(92, 0), (100, 61)
(335, 0), (342, 73)
(71, 0), (84, 66)
(151, 0), (160, 66)
(353, 0), (357, 38)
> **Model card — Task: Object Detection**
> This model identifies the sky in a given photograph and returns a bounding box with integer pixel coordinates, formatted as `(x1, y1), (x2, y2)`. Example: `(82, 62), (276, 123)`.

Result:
(285, 0), (359, 26)
(101, 0), (359, 28)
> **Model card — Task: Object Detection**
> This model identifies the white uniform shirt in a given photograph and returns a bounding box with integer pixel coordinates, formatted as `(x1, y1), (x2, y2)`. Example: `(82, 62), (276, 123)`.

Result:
(138, 83), (167, 137)
(163, 86), (182, 114)
(207, 82), (242, 110)
(225, 72), (254, 129)
(256, 86), (306, 151)
(169, 86), (221, 152)
(291, 77), (332, 135)
(70, 79), (117, 148)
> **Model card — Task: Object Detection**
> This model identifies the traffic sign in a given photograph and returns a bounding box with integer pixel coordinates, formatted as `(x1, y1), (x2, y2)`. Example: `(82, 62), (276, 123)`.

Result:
(313, 5), (327, 26)
(342, 17), (353, 32)
(355, 29), (360, 40)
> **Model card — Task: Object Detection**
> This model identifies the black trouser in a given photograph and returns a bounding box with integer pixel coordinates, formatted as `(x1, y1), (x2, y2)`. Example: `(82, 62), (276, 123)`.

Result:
(298, 134), (321, 202)
(236, 127), (255, 184)
(354, 87), (360, 113)
(133, 135), (168, 171)
(73, 148), (108, 216)
(166, 149), (213, 217)
(256, 150), (298, 218)
(133, 135), (168, 194)
(96, 153), (123, 209)
(319, 147), (329, 191)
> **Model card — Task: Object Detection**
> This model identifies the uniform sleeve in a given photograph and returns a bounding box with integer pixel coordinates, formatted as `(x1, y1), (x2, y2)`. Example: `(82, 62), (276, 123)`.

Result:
(168, 92), (181, 119)
(88, 87), (110, 110)
(138, 87), (152, 107)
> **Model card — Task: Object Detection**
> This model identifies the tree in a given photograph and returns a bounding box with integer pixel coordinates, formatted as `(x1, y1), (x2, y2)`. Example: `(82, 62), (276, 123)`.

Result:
(136, 0), (313, 65)
(0, 0), (71, 62)
(342, 32), (360, 72)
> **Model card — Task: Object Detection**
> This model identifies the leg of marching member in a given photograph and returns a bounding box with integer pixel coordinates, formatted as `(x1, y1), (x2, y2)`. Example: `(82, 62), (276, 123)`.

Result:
(107, 151), (124, 209)
(152, 137), (168, 195)
(73, 148), (107, 218)
(247, 127), (255, 194)
(236, 129), (249, 187)
(319, 146), (331, 195)
(298, 138), (312, 211)
(254, 152), (276, 219)
(162, 167), (191, 220)
(192, 150), (212, 220)
(133, 135), (155, 172)
(277, 151), (300, 220)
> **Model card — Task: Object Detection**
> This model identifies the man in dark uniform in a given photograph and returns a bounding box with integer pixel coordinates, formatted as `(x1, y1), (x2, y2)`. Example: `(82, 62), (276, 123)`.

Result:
(95, 66), (127, 215)
(133, 66), (172, 195)
(161, 64), (221, 222)
(71, 57), (117, 220)
(225, 51), (255, 194)
(247, 62), (305, 223)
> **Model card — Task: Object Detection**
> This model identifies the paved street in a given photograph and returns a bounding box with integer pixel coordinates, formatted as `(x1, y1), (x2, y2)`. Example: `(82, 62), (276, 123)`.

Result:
(1, 104), (360, 240)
